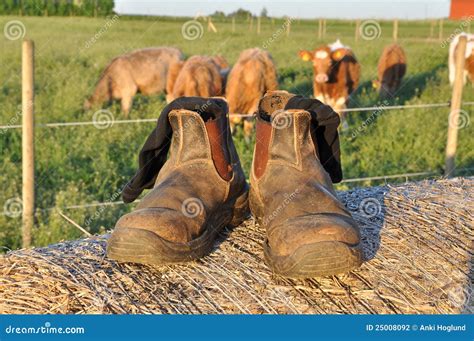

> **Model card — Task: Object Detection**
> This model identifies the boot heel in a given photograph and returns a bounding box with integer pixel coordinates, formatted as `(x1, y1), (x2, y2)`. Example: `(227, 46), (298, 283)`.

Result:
(229, 188), (250, 227)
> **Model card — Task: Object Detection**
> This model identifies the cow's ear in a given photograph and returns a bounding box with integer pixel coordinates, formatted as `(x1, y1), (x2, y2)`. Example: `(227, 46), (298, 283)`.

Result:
(331, 49), (344, 61)
(298, 50), (313, 62)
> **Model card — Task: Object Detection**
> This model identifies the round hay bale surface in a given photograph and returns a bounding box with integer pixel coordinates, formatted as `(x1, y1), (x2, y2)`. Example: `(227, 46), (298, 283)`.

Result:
(1, 178), (472, 314)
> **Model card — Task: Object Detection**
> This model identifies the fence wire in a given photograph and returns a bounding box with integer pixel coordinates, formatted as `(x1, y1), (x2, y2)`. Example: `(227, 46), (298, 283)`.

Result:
(1, 101), (473, 130)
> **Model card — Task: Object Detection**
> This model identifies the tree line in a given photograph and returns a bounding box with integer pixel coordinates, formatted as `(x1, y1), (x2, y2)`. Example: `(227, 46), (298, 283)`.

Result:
(0, 0), (115, 17)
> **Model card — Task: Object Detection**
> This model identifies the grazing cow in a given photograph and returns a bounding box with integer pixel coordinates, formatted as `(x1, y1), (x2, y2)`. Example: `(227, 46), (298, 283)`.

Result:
(298, 40), (360, 125)
(225, 48), (278, 138)
(84, 47), (184, 115)
(166, 55), (229, 102)
(373, 43), (407, 98)
(449, 32), (474, 85)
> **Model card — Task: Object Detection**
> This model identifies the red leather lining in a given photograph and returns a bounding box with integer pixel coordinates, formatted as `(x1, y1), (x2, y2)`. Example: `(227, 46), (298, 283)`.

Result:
(205, 119), (232, 181)
(254, 120), (272, 179)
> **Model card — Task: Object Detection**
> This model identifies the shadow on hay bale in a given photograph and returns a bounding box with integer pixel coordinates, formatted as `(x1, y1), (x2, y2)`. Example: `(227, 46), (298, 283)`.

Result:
(1, 178), (472, 314)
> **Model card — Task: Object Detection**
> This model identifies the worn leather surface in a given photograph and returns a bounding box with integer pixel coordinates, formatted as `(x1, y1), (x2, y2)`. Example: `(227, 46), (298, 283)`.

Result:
(250, 92), (360, 256)
(116, 100), (247, 244)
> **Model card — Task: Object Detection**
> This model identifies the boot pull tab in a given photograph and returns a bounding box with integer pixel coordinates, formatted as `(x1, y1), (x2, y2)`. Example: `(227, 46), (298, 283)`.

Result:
(122, 97), (228, 203)
(285, 96), (343, 183)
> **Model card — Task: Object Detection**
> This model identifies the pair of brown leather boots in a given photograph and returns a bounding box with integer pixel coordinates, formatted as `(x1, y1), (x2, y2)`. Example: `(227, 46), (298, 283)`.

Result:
(107, 91), (362, 278)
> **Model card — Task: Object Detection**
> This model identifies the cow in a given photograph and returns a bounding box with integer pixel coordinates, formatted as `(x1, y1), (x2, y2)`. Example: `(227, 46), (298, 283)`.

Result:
(84, 47), (184, 115)
(298, 39), (360, 127)
(449, 32), (474, 86)
(373, 43), (407, 98)
(166, 55), (229, 102)
(225, 48), (278, 138)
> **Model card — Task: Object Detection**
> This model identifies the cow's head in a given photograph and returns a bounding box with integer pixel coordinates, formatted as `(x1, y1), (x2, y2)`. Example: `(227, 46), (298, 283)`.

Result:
(299, 46), (331, 83)
(299, 46), (349, 84)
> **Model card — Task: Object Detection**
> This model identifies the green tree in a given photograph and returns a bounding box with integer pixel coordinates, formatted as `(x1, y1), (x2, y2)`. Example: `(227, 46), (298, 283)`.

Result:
(229, 8), (252, 18)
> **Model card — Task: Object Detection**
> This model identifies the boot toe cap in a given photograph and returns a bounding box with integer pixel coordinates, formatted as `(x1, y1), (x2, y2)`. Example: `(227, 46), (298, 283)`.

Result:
(114, 207), (200, 244)
(267, 213), (360, 257)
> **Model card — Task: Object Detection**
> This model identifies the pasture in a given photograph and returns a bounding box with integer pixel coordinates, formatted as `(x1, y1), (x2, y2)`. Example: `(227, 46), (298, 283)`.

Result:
(0, 15), (473, 250)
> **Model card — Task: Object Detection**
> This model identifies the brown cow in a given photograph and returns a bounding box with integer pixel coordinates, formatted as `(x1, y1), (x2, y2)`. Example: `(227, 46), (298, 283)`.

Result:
(298, 40), (360, 126)
(84, 47), (184, 115)
(166, 55), (229, 102)
(225, 48), (278, 138)
(373, 44), (407, 98)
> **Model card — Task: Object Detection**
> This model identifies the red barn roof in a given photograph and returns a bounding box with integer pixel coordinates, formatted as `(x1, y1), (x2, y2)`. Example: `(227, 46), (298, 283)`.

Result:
(450, 0), (474, 19)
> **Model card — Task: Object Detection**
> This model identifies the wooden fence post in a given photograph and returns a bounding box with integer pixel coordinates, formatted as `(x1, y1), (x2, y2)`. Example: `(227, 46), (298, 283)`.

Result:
(429, 20), (435, 38)
(249, 16), (253, 31)
(439, 19), (444, 41)
(318, 19), (322, 39)
(232, 17), (235, 33)
(257, 16), (261, 35)
(355, 20), (360, 42)
(207, 17), (217, 33)
(393, 19), (398, 41)
(323, 19), (327, 37)
(286, 17), (291, 36)
(445, 35), (467, 177)
(22, 39), (35, 248)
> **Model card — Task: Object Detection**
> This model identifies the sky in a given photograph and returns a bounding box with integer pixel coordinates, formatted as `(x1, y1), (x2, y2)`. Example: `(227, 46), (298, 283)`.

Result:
(114, 0), (451, 20)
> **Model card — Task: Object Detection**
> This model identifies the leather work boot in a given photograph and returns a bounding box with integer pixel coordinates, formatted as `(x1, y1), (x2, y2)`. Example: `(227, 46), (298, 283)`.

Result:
(250, 91), (362, 278)
(107, 97), (249, 265)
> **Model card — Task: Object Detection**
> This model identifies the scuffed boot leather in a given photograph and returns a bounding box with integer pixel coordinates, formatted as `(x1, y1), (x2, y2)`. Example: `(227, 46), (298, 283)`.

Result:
(107, 97), (249, 265)
(250, 91), (362, 278)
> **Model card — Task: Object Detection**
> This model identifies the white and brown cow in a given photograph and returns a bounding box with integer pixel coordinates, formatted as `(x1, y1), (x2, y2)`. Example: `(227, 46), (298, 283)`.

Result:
(373, 43), (407, 98)
(449, 32), (474, 86)
(299, 40), (360, 123)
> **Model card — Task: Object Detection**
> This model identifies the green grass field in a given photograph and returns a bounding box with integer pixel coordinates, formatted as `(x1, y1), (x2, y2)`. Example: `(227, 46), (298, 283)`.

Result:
(0, 15), (473, 250)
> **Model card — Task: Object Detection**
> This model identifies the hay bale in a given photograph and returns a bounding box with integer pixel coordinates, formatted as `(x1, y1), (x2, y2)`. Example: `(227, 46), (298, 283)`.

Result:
(1, 178), (472, 314)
